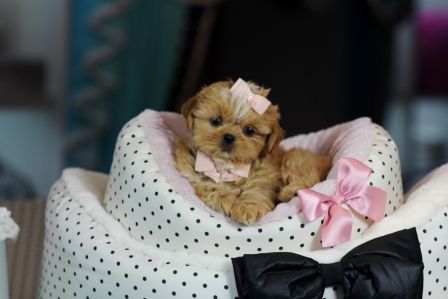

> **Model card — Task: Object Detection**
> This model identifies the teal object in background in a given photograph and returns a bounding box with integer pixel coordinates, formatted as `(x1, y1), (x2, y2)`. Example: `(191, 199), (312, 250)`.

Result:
(66, 0), (186, 172)
(117, 0), (186, 116)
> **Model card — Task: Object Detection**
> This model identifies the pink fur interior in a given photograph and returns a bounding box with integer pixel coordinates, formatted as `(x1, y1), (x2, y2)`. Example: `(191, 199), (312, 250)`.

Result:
(138, 110), (374, 225)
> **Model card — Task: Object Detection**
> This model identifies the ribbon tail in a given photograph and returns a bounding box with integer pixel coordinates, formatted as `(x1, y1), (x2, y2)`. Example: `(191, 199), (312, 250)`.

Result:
(322, 205), (352, 247)
(203, 170), (221, 183)
(347, 186), (387, 222)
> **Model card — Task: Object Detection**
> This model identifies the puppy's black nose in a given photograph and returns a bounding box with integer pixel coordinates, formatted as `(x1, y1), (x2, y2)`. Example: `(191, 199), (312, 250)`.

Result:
(223, 133), (235, 144)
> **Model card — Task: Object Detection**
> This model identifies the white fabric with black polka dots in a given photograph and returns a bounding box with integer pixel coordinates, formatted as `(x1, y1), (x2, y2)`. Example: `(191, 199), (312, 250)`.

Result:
(40, 111), (425, 299)
(39, 164), (448, 299)
(102, 112), (403, 257)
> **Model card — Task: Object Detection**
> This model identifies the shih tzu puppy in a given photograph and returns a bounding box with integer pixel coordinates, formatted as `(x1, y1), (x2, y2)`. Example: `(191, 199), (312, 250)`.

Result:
(175, 79), (331, 224)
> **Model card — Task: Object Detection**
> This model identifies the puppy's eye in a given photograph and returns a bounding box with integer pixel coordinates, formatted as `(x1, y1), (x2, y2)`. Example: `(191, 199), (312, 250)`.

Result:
(210, 116), (223, 127)
(243, 126), (256, 137)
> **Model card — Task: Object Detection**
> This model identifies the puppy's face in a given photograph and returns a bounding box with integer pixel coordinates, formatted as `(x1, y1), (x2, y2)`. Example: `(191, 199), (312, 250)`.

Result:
(181, 80), (284, 164)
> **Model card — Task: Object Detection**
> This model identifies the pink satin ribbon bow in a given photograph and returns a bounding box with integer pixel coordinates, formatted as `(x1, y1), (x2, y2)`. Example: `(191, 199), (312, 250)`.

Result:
(195, 151), (251, 183)
(298, 157), (386, 247)
(230, 78), (271, 115)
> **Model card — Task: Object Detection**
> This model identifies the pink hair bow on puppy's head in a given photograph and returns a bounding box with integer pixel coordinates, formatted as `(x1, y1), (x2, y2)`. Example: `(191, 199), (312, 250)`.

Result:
(230, 78), (271, 115)
(298, 157), (387, 247)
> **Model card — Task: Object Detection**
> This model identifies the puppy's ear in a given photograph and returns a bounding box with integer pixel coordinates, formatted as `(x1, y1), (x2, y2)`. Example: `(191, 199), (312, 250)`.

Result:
(265, 122), (284, 154)
(180, 95), (197, 131)
(262, 105), (284, 155)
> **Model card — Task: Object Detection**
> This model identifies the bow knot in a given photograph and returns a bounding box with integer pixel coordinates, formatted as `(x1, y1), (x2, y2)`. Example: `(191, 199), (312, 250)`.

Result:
(195, 151), (251, 183)
(320, 262), (343, 287)
(230, 78), (271, 115)
(298, 157), (387, 247)
(232, 229), (424, 299)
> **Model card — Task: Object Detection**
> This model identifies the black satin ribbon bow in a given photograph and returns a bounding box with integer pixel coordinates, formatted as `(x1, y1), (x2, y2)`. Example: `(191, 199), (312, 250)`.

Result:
(232, 229), (423, 299)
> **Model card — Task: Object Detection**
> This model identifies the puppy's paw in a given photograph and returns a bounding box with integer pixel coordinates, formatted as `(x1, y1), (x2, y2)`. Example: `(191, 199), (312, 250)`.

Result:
(230, 197), (274, 225)
(278, 184), (300, 203)
(199, 191), (237, 216)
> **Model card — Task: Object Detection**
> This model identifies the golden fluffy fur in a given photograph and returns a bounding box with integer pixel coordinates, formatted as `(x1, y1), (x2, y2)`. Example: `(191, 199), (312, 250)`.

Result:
(175, 80), (331, 224)
(277, 148), (332, 202)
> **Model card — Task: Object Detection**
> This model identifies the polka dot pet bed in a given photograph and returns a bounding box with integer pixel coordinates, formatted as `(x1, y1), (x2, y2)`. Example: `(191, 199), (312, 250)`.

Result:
(39, 110), (448, 298)
(103, 110), (403, 255)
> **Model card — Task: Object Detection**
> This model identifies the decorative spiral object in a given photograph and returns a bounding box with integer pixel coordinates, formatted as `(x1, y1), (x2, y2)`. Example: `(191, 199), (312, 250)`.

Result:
(65, 0), (133, 169)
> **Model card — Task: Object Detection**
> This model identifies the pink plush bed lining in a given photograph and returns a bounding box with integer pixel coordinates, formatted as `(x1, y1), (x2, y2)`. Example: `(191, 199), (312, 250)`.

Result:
(138, 110), (374, 225)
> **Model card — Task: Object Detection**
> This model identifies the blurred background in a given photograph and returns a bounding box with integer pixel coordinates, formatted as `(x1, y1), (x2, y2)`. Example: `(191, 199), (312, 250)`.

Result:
(0, 0), (447, 201)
